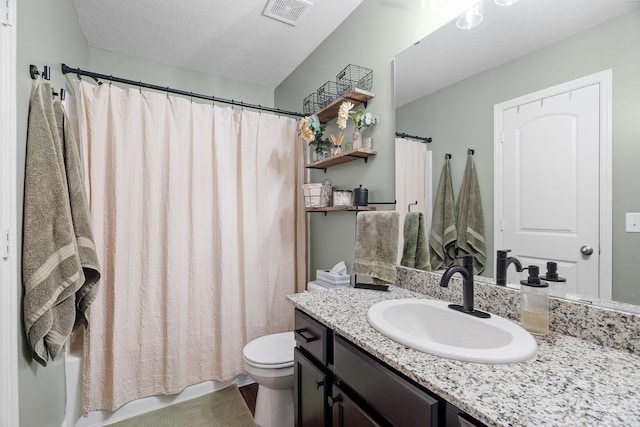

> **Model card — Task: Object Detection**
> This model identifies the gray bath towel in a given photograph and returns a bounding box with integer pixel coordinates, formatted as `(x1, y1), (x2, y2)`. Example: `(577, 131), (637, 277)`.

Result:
(456, 154), (486, 274)
(353, 211), (400, 284)
(23, 80), (83, 365)
(401, 212), (431, 271)
(429, 158), (457, 271)
(53, 99), (101, 330)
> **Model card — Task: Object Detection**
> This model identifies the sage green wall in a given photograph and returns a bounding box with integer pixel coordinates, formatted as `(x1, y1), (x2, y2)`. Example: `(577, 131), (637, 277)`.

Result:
(274, 1), (464, 279)
(17, 1), (275, 426)
(85, 48), (274, 107)
(397, 9), (640, 304)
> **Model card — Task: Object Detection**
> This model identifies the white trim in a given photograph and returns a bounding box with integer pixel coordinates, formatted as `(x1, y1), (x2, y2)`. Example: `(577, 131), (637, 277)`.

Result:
(494, 69), (613, 300)
(0, 2), (20, 426)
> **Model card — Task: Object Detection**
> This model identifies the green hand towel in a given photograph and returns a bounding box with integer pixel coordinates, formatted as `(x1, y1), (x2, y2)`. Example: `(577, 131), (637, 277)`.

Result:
(354, 211), (400, 284)
(456, 154), (486, 274)
(401, 212), (431, 271)
(429, 158), (457, 271)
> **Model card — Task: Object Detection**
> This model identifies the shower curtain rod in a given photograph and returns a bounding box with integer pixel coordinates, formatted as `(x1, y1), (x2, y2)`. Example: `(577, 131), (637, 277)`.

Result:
(395, 132), (432, 143)
(61, 63), (306, 119)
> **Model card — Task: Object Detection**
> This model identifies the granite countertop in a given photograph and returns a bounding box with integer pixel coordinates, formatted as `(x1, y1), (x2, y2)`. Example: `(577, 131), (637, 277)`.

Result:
(288, 286), (640, 427)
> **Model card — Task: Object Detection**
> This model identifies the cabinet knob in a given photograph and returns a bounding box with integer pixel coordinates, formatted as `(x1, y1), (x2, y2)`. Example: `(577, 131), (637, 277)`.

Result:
(315, 380), (324, 390)
(327, 394), (343, 407)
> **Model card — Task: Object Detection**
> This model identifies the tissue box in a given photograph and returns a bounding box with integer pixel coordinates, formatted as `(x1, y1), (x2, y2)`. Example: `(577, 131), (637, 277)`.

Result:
(316, 269), (351, 286)
(314, 280), (350, 289)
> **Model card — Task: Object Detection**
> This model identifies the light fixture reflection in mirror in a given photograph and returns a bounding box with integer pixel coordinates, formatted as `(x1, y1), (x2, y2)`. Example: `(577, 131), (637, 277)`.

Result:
(456, 2), (483, 29)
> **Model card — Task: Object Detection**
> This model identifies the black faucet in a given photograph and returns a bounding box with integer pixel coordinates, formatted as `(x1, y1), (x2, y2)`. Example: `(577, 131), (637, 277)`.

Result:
(496, 249), (523, 287)
(439, 254), (490, 318)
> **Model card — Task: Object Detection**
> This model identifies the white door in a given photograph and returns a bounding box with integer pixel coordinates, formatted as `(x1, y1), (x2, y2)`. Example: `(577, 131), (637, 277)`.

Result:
(495, 72), (612, 300)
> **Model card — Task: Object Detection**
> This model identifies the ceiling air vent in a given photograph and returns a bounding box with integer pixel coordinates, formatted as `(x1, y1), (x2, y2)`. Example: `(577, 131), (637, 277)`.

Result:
(263, 0), (313, 26)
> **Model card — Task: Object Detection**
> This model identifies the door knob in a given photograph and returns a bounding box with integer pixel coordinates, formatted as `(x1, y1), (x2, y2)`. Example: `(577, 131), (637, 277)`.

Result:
(580, 245), (594, 256)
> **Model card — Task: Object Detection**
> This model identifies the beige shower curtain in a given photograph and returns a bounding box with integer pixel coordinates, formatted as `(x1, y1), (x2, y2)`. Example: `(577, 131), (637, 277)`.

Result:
(395, 137), (432, 263)
(75, 81), (306, 413)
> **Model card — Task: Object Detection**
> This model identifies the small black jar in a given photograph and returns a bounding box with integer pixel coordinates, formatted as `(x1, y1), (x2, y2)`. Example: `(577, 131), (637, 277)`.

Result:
(353, 185), (368, 206)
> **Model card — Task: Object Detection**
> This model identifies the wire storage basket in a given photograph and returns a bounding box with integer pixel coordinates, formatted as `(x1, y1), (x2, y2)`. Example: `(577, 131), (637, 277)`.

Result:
(303, 180), (332, 208)
(303, 92), (321, 115)
(316, 81), (350, 108)
(336, 64), (373, 92)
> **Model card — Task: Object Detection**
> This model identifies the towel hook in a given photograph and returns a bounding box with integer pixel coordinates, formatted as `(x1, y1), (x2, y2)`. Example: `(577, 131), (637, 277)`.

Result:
(408, 201), (418, 212)
(445, 153), (452, 159)
(29, 64), (39, 80)
(467, 148), (475, 156)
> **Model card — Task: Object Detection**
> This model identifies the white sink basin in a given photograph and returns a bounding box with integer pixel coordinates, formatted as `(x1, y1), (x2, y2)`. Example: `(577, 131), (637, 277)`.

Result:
(367, 299), (537, 364)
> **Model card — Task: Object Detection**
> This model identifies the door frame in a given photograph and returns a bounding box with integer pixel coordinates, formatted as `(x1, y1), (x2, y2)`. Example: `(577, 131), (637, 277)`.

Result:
(493, 69), (612, 300)
(1, 3), (20, 426)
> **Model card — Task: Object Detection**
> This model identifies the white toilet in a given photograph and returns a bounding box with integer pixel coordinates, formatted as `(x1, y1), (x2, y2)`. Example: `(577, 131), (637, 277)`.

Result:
(243, 331), (296, 427)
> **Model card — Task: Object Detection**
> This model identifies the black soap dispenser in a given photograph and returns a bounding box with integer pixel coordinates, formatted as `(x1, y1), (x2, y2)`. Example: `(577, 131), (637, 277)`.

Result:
(520, 265), (550, 335)
(540, 261), (567, 298)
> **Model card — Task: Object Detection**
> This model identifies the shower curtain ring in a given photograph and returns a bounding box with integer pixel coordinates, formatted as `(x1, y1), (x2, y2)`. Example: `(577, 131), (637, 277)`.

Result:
(166, 86), (170, 98)
(109, 76), (113, 87)
(138, 81), (142, 93)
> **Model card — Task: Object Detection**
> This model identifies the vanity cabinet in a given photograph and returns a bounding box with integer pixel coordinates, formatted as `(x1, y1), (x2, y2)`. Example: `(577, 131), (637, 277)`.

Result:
(333, 335), (439, 426)
(294, 310), (333, 427)
(330, 383), (382, 427)
(294, 348), (330, 427)
(294, 309), (487, 427)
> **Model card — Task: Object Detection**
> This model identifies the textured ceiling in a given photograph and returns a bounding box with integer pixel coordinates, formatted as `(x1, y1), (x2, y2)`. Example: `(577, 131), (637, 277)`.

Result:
(72, 0), (363, 89)
(395, 0), (640, 107)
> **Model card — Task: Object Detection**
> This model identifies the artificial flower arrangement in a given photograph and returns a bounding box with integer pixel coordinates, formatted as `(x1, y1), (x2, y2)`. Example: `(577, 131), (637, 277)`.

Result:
(336, 101), (379, 130)
(299, 114), (333, 156)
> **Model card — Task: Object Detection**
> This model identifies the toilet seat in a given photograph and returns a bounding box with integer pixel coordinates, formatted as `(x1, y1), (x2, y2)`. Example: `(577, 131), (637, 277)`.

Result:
(243, 331), (295, 369)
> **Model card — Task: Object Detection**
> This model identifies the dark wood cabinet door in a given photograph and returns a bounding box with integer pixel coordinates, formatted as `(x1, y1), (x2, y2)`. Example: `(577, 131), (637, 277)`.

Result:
(330, 384), (383, 427)
(445, 402), (487, 427)
(294, 347), (330, 427)
(333, 335), (440, 426)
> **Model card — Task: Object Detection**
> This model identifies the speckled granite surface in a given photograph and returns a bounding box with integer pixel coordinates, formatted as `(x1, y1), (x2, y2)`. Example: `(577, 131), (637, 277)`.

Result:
(396, 267), (640, 355)
(288, 285), (640, 426)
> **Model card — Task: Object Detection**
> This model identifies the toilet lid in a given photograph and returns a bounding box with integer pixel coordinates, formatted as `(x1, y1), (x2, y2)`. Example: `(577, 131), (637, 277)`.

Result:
(243, 331), (295, 368)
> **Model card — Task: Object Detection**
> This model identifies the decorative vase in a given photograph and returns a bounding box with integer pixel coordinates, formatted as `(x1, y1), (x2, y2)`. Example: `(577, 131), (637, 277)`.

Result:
(316, 149), (329, 161)
(332, 144), (343, 156)
(352, 129), (362, 150)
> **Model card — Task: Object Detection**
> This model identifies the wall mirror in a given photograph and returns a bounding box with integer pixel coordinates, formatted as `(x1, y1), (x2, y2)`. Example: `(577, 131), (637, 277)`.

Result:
(394, 0), (640, 308)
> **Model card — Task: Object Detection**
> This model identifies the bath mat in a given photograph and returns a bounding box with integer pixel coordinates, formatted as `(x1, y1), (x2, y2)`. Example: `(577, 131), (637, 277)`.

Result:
(104, 384), (257, 427)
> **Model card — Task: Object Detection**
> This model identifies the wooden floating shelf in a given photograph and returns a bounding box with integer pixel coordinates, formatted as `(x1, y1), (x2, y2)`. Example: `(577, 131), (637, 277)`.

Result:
(305, 149), (376, 170)
(305, 206), (377, 213)
(316, 88), (375, 124)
